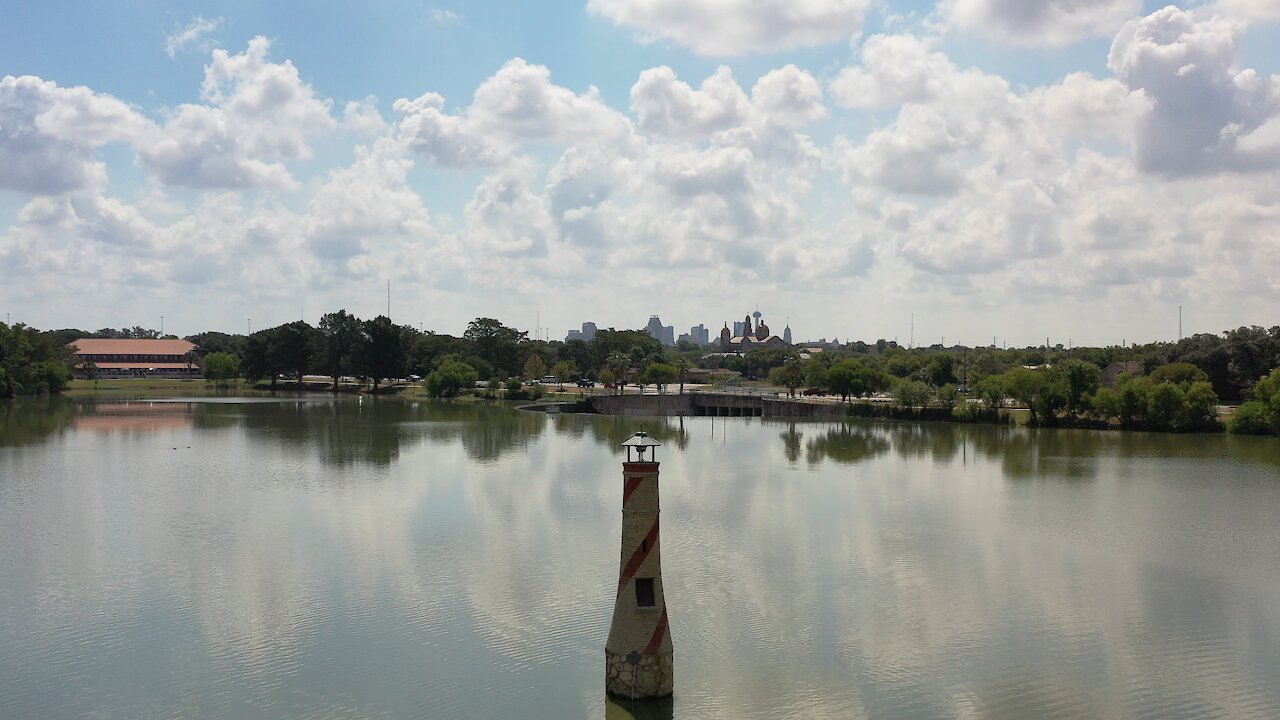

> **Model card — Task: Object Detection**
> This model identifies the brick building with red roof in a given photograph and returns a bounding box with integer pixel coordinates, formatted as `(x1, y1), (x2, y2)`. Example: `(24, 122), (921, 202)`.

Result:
(68, 338), (200, 379)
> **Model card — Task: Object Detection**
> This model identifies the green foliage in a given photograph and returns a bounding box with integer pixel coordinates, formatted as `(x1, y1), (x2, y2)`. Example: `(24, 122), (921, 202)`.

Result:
(971, 376), (1006, 410)
(202, 352), (241, 386)
(1090, 375), (1222, 432)
(551, 360), (575, 388)
(319, 310), (361, 388)
(1149, 362), (1209, 385)
(925, 354), (956, 387)
(1225, 325), (1280, 393)
(1002, 367), (1050, 425)
(1229, 368), (1280, 434)
(1052, 359), (1101, 417)
(465, 318), (527, 377)
(1229, 402), (1273, 435)
(357, 315), (406, 390)
(768, 357), (806, 396)
(827, 359), (890, 402)
(425, 360), (479, 398)
(893, 378), (931, 409)
(0, 323), (71, 398)
(642, 362), (678, 392)
(268, 321), (320, 383)
(934, 383), (960, 410)
(524, 353), (548, 380)
(589, 329), (662, 376)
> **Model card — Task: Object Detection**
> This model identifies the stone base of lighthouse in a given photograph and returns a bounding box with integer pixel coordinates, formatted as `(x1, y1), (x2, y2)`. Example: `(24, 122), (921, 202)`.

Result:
(605, 650), (674, 699)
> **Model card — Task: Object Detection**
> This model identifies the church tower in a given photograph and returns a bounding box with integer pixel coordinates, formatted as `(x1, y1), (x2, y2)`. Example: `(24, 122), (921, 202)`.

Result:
(606, 432), (674, 699)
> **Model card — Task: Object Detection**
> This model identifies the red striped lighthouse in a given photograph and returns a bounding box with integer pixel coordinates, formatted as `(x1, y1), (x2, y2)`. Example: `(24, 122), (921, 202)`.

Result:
(605, 432), (674, 699)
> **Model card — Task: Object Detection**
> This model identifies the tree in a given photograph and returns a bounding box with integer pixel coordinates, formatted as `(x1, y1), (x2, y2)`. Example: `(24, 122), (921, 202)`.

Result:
(1003, 367), (1050, 426)
(240, 332), (275, 387)
(894, 379), (931, 410)
(357, 316), (406, 392)
(935, 383), (960, 410)
(551, 360), (575, 390)
(769, 356), (805, 397)
(589, 329), (662, 378)
(1225, 325), (1280, 393)
(972, 375), (1006, 411)
(465, 318), (526, 377)
(524, 353), (548, 381)
(1149, 362), (1209, 386)
(425, 360), (479, 398)
(1231, 368), (1280, 435)
(925, 353), (956, 387)
(642, 363), (678, 394)
(1147, 382), (1185, 431)
(202, 352), (241, 387)
(673, 356), (692, 394)
(826, 360), (864, 401)
(0, 323), (70, 398)
(407, 332), (467, 378)
(319, 310), (361, 390)
(268, 322), (319, 385)
(1052, 359), (1101, 418)
(185, 331), (246, 358)
(607, 352), (629, 395)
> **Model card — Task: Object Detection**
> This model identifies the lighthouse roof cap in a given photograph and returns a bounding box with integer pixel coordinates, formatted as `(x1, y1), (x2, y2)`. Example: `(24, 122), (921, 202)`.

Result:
(620, 431), (662, 449)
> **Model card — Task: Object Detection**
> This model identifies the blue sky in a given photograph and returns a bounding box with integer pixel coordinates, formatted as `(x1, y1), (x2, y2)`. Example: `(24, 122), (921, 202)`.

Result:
(2, 1), (1279, 345)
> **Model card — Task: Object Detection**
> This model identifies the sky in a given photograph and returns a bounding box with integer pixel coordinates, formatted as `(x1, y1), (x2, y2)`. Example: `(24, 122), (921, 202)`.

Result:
(2, 0), (1279, 346)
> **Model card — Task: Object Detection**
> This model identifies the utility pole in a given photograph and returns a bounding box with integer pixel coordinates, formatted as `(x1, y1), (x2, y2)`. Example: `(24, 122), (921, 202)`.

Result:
(247, 318), (251, 335)
(1178, 305), (1182, 342)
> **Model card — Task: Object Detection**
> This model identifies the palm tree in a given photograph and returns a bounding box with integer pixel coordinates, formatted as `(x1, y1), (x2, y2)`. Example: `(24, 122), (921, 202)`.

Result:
(674, 356), (691, 394)
(607, 352), (629, 396)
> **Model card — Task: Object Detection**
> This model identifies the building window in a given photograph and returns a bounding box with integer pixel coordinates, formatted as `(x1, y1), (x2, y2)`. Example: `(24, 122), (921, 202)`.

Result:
(635, 578), (656, 608)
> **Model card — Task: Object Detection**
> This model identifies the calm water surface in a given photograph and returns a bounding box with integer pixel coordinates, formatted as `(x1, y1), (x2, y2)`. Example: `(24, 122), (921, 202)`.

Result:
(1, 396), (1279, 719)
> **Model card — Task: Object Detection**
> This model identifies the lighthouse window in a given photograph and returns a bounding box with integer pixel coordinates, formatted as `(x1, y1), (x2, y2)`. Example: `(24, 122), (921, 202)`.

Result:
(635, 578), (656, 607)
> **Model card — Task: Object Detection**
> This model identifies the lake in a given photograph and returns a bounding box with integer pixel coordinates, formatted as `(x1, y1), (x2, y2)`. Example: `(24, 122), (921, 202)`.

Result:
(2, 396), (1278, 719)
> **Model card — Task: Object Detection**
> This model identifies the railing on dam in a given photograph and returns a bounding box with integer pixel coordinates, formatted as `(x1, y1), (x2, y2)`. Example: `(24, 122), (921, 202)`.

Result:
(583, 390), (846, 418)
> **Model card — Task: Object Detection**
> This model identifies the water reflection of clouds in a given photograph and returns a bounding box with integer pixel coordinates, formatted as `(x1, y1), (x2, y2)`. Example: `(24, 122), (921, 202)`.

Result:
(5, 404), (1280, 719)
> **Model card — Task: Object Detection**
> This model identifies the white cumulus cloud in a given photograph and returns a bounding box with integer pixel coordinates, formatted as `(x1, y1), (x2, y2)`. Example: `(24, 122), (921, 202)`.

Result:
(0, 75), (150, 194)
(586, 0), (871, 56)
(139, 36), (335, 188)
(1108, 5), (1280, 174)
(941, 0), (1141, 46)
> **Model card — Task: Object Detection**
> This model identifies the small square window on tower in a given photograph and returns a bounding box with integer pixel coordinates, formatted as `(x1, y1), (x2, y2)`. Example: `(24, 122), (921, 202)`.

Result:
(635, 577), (656, 608)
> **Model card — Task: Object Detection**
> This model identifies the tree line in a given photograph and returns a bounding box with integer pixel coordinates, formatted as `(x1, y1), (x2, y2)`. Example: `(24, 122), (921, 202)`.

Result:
(8, 316), (1280, 434)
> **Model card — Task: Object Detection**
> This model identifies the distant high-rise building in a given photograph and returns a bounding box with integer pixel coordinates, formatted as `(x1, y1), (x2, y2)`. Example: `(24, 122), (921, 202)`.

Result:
(565, 321), (598, 343)
(783, 324), (792, 345)
(690, 324), (709, 346)
(645, 315), (675, 346)
(733, 320), (747, 337)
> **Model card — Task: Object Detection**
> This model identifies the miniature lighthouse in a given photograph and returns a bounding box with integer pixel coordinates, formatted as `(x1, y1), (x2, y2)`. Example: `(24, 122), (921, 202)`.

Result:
(605, 432), (674, 699)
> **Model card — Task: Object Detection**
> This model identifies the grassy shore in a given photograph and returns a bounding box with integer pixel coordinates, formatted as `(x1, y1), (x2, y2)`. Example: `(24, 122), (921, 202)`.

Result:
(63, 378), (272, 398)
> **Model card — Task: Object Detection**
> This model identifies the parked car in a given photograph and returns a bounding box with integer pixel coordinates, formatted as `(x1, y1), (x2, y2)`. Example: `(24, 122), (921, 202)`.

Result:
(576, 379), (595, 387)
(802, 387), (826, 396)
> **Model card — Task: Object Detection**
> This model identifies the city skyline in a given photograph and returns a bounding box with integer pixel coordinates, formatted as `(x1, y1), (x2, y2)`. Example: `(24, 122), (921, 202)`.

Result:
(3, 2), (1279, 346)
